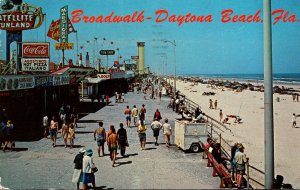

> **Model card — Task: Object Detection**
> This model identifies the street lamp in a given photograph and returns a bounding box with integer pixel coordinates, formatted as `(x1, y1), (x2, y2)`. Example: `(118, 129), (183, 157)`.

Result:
(163, 40), (176, 95)
(93, 37), (98, 68)
(102, 38), (113, 71)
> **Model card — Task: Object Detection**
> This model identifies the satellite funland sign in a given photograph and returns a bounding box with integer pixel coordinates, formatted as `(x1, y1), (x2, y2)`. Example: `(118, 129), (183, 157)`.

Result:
(0, 0), (45, 68)
(0, 3), (44, 31)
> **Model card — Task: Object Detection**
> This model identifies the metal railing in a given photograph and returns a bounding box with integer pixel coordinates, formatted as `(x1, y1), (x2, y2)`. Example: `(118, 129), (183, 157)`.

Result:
(176, 90), (265, 189)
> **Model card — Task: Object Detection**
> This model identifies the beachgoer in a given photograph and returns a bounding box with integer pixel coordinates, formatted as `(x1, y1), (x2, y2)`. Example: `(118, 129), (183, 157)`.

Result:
(117, 123), (128, 157)
(49, 116), (58, 147)
(107, 126), (118, 167)
(94, 121), (106, 157)
(69, 123), (75, 148)
(139, 104), (146, 122)
(214, 100), (218, 109)
(231, 142), (239, 182)
(153, 109), (162, 121)
(171, 97), (175, 111)
(204, 137), (214, 152)
(61, 120), (69, 148)
(124, 106), (132, 127)
(137, 120), (147, 150)
(121, 93), (125, 102)
(162, 118), (172, 147)
(175, 97), (180, 113)
(234, 116), (242, 124)
(2, 120), (14, 152)
(212, 143), (230, 169)
(292, 113), (297, 128)
(82, 148), (96, 190)
(235, 144), (248, 189)
(105, 94), (109, 105)
(132, 105), (139, 126)
(219, 109), (223, 122)
(194, 107), (201, 118)
(42, 114), (49, 138)
(292, 94), (296, 102)
(222, 117), (230, 125)
(72, 148), (86, 190)
(159, 90), (162, 101)
(193, 112), (205, 123)
(59, 105), (66, 122)
(107, 125), (114, 160)
(209, 99), (213, 109)
(70, 107), (79, 128)
(151, 118), (162, 146)
(115, 92), (118, 103)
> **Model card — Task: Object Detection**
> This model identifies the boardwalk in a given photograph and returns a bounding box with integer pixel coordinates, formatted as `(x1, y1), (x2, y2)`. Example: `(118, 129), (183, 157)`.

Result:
(0, 90), (219, 189)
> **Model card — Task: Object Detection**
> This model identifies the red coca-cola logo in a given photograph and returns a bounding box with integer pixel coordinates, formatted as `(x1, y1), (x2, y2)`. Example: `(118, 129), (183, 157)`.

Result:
(22, 43), (50, 57)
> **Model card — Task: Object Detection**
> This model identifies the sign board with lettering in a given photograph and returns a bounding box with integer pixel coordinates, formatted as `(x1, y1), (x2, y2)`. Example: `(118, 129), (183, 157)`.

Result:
(52, 74), (70, 86)
(0, 76), (34, 92)
(55, 42), (74, 50)
(60, 5), (68, 43)
(0, 12), (36, 31)
(35, 76), (53, 87)
(22, 42), (50, 57)
(131, 56), (139, 60)
(21, 58), (50, 72)
(97, 74), (111, 79)
(99, 50), (115, 55)
(47, 18), (75, 41)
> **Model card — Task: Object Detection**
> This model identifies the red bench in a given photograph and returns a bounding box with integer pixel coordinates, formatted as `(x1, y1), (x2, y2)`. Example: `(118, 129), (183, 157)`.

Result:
(206, 150), (233, 188)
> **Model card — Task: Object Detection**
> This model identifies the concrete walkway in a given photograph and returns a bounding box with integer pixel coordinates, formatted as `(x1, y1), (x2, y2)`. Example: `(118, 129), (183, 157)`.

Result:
(0, 90), (219, 189)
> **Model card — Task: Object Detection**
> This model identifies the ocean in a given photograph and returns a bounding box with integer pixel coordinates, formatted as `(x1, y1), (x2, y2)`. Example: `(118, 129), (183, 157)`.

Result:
(182, 73), (300, 85)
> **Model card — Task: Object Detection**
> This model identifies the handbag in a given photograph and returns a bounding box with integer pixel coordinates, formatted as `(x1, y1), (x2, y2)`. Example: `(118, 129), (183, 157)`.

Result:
(126, 141), (129, 147)
(91, 167), (98, 173)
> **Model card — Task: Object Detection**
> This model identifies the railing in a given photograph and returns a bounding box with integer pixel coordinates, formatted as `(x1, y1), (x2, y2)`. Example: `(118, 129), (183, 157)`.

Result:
(161, 77), (270, 189)
(176, 90), (265, 189)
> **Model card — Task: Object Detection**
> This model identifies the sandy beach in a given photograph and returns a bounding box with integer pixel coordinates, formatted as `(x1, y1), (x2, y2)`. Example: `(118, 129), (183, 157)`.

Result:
(174, 79), (300, 188)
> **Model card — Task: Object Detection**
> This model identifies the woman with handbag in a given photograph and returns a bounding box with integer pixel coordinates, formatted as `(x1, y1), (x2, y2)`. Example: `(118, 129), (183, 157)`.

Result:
(82, 148), (96, 190)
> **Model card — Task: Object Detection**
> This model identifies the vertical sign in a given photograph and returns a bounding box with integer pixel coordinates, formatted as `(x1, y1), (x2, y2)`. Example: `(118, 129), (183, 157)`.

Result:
(60, 5), (68, 43)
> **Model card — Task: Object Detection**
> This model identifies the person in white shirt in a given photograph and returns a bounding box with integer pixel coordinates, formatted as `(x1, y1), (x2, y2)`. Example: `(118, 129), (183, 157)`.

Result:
(132, 105), (139, 126)
(150, 118), (162, 146)
(82, 148), (96, 190)
(42, 115), (48, 138)
(162, 118), (172, 147)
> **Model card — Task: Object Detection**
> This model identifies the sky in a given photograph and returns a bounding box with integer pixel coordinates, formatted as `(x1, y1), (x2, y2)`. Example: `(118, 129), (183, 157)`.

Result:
(1, 0), (300, 75)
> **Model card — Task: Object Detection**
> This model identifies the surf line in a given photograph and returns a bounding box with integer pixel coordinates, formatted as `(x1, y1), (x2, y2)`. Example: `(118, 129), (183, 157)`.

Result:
(71, 9), (212, 26)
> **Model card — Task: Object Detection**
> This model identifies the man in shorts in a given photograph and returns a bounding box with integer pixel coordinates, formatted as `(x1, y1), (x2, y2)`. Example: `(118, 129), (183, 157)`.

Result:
(94, 122), (106, 157)
(124, 106), (132, 127)
(132, 105), (139, 126)
(235, 144), (248, 189)
(107, 127), (118, 167)
(49, 116), (58, 147)
(150, 117), (162, 146)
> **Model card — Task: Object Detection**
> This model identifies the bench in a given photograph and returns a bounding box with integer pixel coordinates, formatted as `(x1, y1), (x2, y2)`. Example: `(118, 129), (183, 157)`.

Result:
(206, 150), (233, 188)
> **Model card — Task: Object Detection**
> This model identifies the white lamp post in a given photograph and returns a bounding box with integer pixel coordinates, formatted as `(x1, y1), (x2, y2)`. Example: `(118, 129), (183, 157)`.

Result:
(163, 40), (176, 95)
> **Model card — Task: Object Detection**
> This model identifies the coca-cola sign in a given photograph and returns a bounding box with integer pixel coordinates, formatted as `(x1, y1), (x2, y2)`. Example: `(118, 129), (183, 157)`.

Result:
(22, 43), (50, 58)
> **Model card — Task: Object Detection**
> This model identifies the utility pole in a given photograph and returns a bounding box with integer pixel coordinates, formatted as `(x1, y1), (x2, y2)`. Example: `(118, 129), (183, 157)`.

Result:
(264, 0), (274, 188)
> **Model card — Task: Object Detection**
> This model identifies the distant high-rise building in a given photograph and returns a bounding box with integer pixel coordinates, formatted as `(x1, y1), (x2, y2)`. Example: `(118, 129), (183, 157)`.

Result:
(137, 42), (145, 74)
(86, 52), (90, 67)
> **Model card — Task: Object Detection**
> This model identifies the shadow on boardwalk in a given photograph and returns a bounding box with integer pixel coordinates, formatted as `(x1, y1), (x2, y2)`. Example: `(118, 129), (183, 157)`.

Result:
(12, 101), (106, 142)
